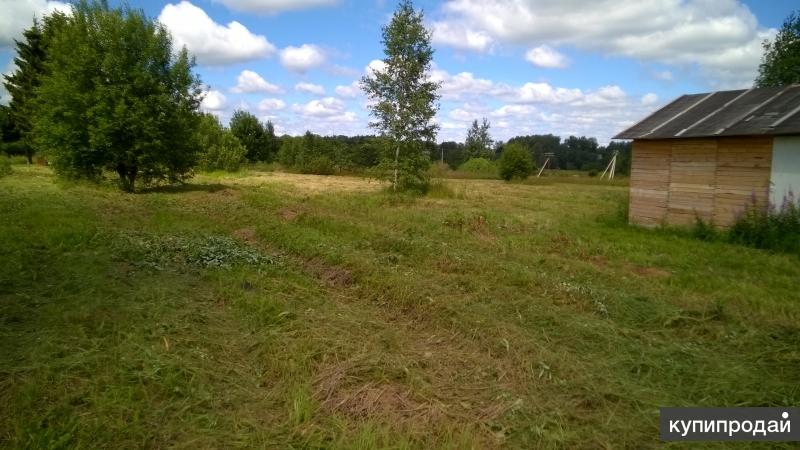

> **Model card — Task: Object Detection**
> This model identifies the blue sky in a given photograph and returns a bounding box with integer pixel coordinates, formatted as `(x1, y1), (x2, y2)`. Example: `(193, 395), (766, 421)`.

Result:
(1, 0), (797, 143)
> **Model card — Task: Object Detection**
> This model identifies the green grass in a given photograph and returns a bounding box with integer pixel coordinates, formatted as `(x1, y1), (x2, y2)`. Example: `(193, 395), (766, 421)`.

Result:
(1, 166), (798, 449)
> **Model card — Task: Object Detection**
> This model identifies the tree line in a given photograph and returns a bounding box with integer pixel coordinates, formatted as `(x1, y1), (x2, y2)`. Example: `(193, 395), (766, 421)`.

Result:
(1, 0), (797, 191)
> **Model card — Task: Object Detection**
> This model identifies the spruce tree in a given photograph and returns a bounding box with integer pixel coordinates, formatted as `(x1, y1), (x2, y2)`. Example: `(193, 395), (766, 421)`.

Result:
(3, 20), (46, 163)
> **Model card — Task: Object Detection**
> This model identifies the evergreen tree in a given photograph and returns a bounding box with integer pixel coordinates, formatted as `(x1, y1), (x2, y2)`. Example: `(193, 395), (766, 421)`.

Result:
(361, 0), (440, 191)
(3, 19), (46, 163)
(756, 11), (800, 87)
(263, 120), (280, 162)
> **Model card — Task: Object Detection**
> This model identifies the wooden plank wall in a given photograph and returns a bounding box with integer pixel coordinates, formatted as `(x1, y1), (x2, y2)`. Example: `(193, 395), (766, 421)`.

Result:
(629, 137), (773, 228)
(629, 140), (671, 226)
(714, 137), (772, 226)
(668, 139), (717, 225)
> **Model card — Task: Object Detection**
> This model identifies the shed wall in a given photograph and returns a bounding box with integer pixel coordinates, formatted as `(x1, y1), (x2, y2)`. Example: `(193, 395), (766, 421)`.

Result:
(629, 137), (773, 227)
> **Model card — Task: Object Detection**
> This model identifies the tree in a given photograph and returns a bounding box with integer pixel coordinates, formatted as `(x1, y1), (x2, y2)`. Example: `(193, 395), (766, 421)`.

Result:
(498, 142), (534, 181)
(229, 110), (267, 162)
(507, 134), (560, 168)
(438, 141), (466, 169)
(31, 1), (202, 191)
(756, 11), (800, 87)
(361, 0), (440, 191)
(3, 19), (46, 163)
(602, 140), (632, 175)
(196, 113), (246, 172)
(465, 118), (493, 159)
(263, 120), (280, 162)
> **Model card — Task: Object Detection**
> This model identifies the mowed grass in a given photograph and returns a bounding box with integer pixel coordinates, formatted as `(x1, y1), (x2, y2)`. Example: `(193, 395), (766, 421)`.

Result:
(1, 166), (798, 449)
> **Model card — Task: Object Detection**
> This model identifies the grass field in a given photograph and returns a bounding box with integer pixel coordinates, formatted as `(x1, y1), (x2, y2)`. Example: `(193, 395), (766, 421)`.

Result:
(1, 166), (798, 449)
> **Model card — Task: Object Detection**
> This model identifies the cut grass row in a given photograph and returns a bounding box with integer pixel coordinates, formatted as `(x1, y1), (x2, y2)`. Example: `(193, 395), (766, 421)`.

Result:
(1, 166), (798, 448)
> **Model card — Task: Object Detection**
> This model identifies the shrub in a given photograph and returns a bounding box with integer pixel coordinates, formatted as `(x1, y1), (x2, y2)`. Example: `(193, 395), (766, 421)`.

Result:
(199, 132), (247, 172)
(428, 161), (454, 178)
(692, 216), (718, 241)
(196, 114), (246, 172)
(0, 153), (12, 178)
(458, 157), (496, 175)
(299, 156), (335, 175)
(728, 197), (800, 254)
(498, 143), (534, 181)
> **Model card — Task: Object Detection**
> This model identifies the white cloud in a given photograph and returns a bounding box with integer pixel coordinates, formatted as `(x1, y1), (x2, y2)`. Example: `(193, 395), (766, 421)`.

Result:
(510, 82), (584, 104)
(295, 82), (326, 95)
(428, 66), (658, 144)
(292, 97), (346, 118)
(231, 70), (283, 94)
(431, 21), (494, 53)
(0, 0), (71, 46)
(365, 59), (386, 75)
(525, 45), (569, 69)
(641, 93), (659, 106)
(428, 66), (497, 100)
(279, 44), (326, 73)
(435, 0), (775, 88)
(201, 89), (228, 111)
(257, 98), (286, 112)
(214, 0), (337, 14)
(490, 104), (537, 118)
(282, 96), (361, 136)
(158, 1), (276, 65)
(335, 81), (361, 98)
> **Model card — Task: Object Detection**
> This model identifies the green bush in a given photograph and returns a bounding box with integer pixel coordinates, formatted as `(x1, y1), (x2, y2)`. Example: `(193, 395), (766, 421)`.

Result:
(458, 157), (496, 175)
(0, 153), (12, 178)
(299, 156), (335, 175)
(196, 114), (246, 172)
(728, 198), (800, 254)
(199, 132), (247, 172)
(498, 143), (534, 181)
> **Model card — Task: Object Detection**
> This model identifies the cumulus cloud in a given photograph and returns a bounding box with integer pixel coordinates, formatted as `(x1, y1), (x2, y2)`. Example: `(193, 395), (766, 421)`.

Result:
(231, 70), (283, 94)
(434, 0), (775, 87)
(431, 21), (494, 53)
(428, 66), (497, 100)
(490, 104), (537, 118)
(335, 81), (361, 98)
(201, 89), (228, 111)
(158, 1), (276, 65)
(214, 0), (337, 14)
(427, 65), (663, 144)
(292, 97), (347, 118)
(525, 45), (569, 69)
(641, 93), (659, 105)
(282, 96), (362, 136)
(0, 0), (71, 46)
(507, 82), (584, 104)
(280, 44), (326, 73)
(295, 82), (326, 95)
(257, 98), (286, 112)
(365, 59), (386, 76)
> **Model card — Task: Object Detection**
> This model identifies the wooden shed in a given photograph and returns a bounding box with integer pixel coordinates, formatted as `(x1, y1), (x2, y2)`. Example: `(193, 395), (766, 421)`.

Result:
(614, 84), (800, 227)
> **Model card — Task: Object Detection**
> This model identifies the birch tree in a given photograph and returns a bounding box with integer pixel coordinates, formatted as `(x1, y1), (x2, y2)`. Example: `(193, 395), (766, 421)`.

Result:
(361, 0), (440, 192)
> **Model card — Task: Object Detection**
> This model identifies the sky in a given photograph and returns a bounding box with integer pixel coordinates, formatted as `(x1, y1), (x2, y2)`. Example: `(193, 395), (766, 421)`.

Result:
(0, 0), (797, 144)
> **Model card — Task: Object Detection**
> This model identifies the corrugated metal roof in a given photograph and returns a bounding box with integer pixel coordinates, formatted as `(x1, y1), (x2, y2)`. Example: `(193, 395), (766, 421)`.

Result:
(614, 84), (800, 139)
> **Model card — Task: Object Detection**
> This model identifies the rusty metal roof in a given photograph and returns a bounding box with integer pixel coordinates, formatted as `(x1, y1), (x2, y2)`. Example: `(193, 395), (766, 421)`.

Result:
(614, 84), (800, 139)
